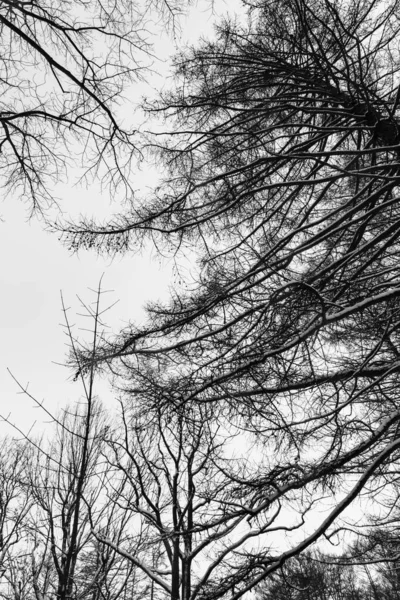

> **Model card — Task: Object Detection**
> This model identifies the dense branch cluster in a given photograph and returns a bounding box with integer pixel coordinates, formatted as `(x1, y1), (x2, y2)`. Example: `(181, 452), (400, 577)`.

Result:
(2, 387), (400, 600)
(0, 0), (151, 211)
(56, 0), (400, 594)
(7, 0), (400, 598)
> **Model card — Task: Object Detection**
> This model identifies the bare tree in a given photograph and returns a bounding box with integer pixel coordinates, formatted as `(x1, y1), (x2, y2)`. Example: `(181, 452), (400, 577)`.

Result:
(91, 374), (296, 600)
(0, 0), (142, 212)
(0, 0), (196, 214)
(0, 438), (31, 600)
(0, 403), (138, 600)
(25, 401), (107, 600)
(58, 0), (400, 595)
(0, 281), (137, 600)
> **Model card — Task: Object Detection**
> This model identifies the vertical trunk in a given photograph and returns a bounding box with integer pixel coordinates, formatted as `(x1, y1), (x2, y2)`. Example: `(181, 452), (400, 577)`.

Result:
(171, 469), (180, 600)
(182, 465), (193, 600)
(181, 556), (191, 600)
(171, 535), (180, 600)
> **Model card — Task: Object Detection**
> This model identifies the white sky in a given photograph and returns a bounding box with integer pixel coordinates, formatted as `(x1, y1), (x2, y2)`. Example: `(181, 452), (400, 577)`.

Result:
(0, 194), (174, 436)
(0, 0), (245, 439)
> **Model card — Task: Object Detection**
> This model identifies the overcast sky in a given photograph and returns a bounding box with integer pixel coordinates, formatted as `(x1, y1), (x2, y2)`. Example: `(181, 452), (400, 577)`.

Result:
(0, 1), (244, 439)
(0, 191), (175, 437)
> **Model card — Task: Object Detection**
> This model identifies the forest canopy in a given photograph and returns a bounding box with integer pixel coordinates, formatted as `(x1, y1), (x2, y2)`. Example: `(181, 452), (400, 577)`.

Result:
(5, 0), (400, 599)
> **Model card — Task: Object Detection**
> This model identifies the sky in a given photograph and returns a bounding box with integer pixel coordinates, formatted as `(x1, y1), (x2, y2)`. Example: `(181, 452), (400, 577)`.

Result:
(0, 0), (245, 439)
(0, 189), (175, 437)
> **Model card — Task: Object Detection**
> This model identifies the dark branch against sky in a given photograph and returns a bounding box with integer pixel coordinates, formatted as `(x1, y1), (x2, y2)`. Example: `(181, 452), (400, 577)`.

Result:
(5, 1), (400, 599)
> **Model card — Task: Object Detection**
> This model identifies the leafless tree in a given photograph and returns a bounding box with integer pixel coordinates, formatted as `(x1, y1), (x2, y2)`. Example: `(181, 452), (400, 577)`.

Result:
(58, 0), (400, 595)
(0, 0), (194, 214)
(0, 281), (139, 600)
(0, 0), (138, 212)
(0, 438), (31, 599)
(0, 403), (139, 600)
(91, 374), (301, 600)
(25, 401), (107, 600)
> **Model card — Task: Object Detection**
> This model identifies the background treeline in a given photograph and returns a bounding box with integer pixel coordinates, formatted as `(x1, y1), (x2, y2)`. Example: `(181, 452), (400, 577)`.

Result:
(2, 386), (400, 600)
(258, 542), (400, 600)
(3, 398), (400, 600)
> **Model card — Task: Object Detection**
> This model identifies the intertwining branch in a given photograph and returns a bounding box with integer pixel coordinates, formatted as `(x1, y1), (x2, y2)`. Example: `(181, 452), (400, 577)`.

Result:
(58, 0), (400, 595)
(0, 0), (189, 213)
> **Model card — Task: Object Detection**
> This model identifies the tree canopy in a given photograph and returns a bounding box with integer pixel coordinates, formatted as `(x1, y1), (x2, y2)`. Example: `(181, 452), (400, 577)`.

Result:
(58, 0), (400, 593)
(6, 0), (400, 598)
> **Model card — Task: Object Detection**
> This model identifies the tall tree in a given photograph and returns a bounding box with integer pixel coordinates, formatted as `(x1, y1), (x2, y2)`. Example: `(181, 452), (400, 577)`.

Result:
(26, 401), (108, 600)
(0, 282), (133, 600)
(94, 377), (285, 600)
(0, 438), (31, 584)
(63, 0), (400, 595)
(0, 403), (138, 600)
